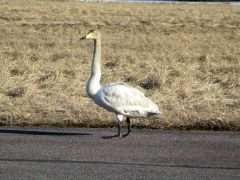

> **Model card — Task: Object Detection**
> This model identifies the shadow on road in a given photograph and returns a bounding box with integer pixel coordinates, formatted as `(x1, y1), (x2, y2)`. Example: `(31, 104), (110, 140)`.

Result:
(102, 135), (120, 139)
(0, 128), (92, 136)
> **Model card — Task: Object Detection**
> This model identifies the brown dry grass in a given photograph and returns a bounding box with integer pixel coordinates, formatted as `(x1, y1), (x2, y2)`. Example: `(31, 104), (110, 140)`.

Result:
(0, 0), (240, 130)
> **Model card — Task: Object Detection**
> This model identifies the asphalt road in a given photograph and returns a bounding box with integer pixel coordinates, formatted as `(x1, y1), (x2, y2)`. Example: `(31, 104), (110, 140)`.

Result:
(0, 127), (240, 180)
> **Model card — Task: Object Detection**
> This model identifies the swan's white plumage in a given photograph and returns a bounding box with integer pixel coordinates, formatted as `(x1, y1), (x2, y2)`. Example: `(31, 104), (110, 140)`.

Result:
(92, 82), (160, 118)
(81, 30), (161, 137)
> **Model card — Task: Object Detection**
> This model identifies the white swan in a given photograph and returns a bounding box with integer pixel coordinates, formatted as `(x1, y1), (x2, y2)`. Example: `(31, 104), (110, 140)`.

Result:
(81, 30), (161, 138)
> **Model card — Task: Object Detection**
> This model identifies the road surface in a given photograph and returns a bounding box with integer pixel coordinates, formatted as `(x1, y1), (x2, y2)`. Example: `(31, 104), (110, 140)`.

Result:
(0, 127), (240, 179)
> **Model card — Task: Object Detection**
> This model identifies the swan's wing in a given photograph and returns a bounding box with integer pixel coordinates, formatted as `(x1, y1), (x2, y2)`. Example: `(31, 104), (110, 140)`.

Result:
(104, 82), (145, 97)
(100, 83), (160, 117)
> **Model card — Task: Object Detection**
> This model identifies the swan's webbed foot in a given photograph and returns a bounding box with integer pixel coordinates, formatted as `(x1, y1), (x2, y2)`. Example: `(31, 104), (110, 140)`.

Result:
(114, 116), (132, 138)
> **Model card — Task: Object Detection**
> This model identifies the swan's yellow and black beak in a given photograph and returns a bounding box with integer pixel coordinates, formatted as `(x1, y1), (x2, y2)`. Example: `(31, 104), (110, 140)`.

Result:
(80, 30), (100, 40)
(80, 33), (91, 40)
(80, 36), (86, 40)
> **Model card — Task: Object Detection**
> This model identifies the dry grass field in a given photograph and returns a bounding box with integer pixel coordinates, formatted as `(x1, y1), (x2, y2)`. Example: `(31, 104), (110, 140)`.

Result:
(0, 0), (240, 129)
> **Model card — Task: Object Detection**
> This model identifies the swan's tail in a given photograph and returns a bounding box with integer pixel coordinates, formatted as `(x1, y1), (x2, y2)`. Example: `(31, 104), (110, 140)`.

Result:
(147, 102), (162, 117)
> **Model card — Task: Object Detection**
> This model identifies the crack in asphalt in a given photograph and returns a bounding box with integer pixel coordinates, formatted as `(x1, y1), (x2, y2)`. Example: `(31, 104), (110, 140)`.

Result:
(1, 158), (239, 170)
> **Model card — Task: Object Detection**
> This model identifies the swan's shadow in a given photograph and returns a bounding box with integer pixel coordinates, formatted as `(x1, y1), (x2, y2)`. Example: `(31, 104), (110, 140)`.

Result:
(0, 128), (92, 136)
(102, 135), (119, 139)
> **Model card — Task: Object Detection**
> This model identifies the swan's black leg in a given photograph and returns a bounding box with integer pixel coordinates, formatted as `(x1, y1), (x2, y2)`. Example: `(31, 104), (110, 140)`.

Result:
(117, 121), (122, 138)
(127, 117), (132, 133)
(124, 117), (132, 137)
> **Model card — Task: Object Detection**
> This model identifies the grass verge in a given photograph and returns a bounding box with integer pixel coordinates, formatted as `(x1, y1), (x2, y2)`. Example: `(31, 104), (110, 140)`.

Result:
(0, 0), (240, 130)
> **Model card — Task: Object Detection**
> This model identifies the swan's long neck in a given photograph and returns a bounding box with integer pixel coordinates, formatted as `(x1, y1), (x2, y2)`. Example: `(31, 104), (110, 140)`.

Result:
(87, 38), (102, 97)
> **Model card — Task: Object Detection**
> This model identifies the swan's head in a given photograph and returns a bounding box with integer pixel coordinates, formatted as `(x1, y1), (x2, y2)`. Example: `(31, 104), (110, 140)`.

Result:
(80, 30), (101, 40)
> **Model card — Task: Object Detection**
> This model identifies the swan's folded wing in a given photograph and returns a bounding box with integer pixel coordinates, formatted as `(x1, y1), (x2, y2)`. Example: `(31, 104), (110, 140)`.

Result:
(103, 83), (144, 105)
(101, 83), (159, 117)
